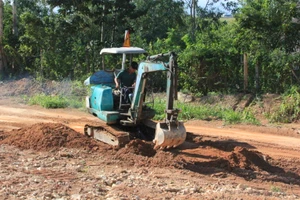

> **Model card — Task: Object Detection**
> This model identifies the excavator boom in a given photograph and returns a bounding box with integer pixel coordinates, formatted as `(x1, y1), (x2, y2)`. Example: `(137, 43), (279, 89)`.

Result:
(126, 52), (186, 149)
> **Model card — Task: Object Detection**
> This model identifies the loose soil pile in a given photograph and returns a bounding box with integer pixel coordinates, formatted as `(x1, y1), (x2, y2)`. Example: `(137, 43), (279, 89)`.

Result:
(0, 123), (188, 169)
(0, 123), (109, 152)
(0, 123), (279, 174)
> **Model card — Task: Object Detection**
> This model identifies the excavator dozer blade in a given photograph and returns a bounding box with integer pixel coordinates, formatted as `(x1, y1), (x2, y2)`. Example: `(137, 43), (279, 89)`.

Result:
(84, 124), (130, 148)
(153, 122), (186, 150)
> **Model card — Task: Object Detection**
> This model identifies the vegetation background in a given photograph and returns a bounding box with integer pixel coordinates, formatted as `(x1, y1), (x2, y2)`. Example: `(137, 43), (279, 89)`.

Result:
(0, 0), (299, 123)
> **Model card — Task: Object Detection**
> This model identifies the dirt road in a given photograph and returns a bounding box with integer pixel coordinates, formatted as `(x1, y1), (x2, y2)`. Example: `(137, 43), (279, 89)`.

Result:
(0, 96), (300, 199)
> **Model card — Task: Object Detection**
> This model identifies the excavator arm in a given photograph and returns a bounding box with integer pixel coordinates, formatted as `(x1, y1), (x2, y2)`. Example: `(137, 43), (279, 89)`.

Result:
(122, 52), (186, 149)
(126, 52), (176, 122)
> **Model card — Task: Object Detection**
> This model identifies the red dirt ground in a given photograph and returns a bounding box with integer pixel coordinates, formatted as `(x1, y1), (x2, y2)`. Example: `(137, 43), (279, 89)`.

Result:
(0, 78), (300, 199)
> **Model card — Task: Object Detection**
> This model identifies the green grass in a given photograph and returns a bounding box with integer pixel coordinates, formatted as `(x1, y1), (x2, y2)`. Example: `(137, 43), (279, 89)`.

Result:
(221, 17), (235, 24)
(152, 98), (260, 125)
(27, 93), (85, 109)
(25, 80), (88, 109)
(270, 186), (282, 193)
(269, 86), (300, 123)
(28, 94), (67, 108)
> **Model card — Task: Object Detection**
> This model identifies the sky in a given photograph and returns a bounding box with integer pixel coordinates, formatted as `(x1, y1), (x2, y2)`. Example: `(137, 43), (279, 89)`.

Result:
(197, 0), (238, 7)
(196, 0), (238, 14)
(198, 0), (212, 7)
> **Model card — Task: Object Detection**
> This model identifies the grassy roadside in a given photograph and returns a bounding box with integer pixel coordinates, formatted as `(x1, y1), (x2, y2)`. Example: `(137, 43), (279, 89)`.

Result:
(26, 93), (85, 109)
(26, 92), (260, 125)
(152, 98), (260, 125)
(23, 79), (300, 126)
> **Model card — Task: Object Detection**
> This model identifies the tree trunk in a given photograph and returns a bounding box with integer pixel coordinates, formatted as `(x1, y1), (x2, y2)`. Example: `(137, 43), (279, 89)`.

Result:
(255, 61), (260, 93)
(12, 0), (18, 36)
(243, 53), (248, 92)
(101, 5), (104, 44)
(0, 0), (4, 78)
(11, 0), (18, 72)
(192, 0), (196, 39)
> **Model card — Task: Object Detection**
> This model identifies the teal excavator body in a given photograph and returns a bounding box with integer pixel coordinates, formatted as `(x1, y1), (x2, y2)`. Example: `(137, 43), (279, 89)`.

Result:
(88, 84), (119, 124)
(85, 47), (186, 149)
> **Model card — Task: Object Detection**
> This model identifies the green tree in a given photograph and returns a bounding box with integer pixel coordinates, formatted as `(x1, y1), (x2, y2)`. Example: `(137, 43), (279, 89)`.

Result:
(131, 0), (186, 43)
(235, 0), (300, 93)
(179, 20), (240, 95)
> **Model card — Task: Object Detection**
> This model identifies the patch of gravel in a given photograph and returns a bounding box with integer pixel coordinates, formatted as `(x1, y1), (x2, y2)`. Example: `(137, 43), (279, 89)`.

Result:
(0, 145), (298, 200)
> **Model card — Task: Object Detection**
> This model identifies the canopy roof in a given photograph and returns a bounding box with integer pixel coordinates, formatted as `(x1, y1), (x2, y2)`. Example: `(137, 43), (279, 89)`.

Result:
(100, 47), (147, 55)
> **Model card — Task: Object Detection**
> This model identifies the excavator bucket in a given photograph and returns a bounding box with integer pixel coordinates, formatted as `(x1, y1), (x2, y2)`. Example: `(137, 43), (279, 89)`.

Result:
(153, 121), (186, 149)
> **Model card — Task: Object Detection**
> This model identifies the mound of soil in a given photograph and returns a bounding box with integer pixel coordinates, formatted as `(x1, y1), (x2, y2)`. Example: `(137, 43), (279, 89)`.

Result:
(0, 123), (110, 152)
(113, 139), (185, 168)
(120, 139), (156, 157)
(0, 122), (185, 169)
(226, 146), (272, 171)
(0, 122), (273, 172)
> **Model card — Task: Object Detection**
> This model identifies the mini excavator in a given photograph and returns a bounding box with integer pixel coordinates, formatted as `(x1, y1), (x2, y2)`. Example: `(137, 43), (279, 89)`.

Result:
(84, 33), (186, 149)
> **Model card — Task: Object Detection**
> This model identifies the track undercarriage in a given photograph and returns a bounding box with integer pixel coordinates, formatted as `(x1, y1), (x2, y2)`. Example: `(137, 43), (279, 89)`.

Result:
(84, 124), (131, 147)
(84, 119), (186, 150)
